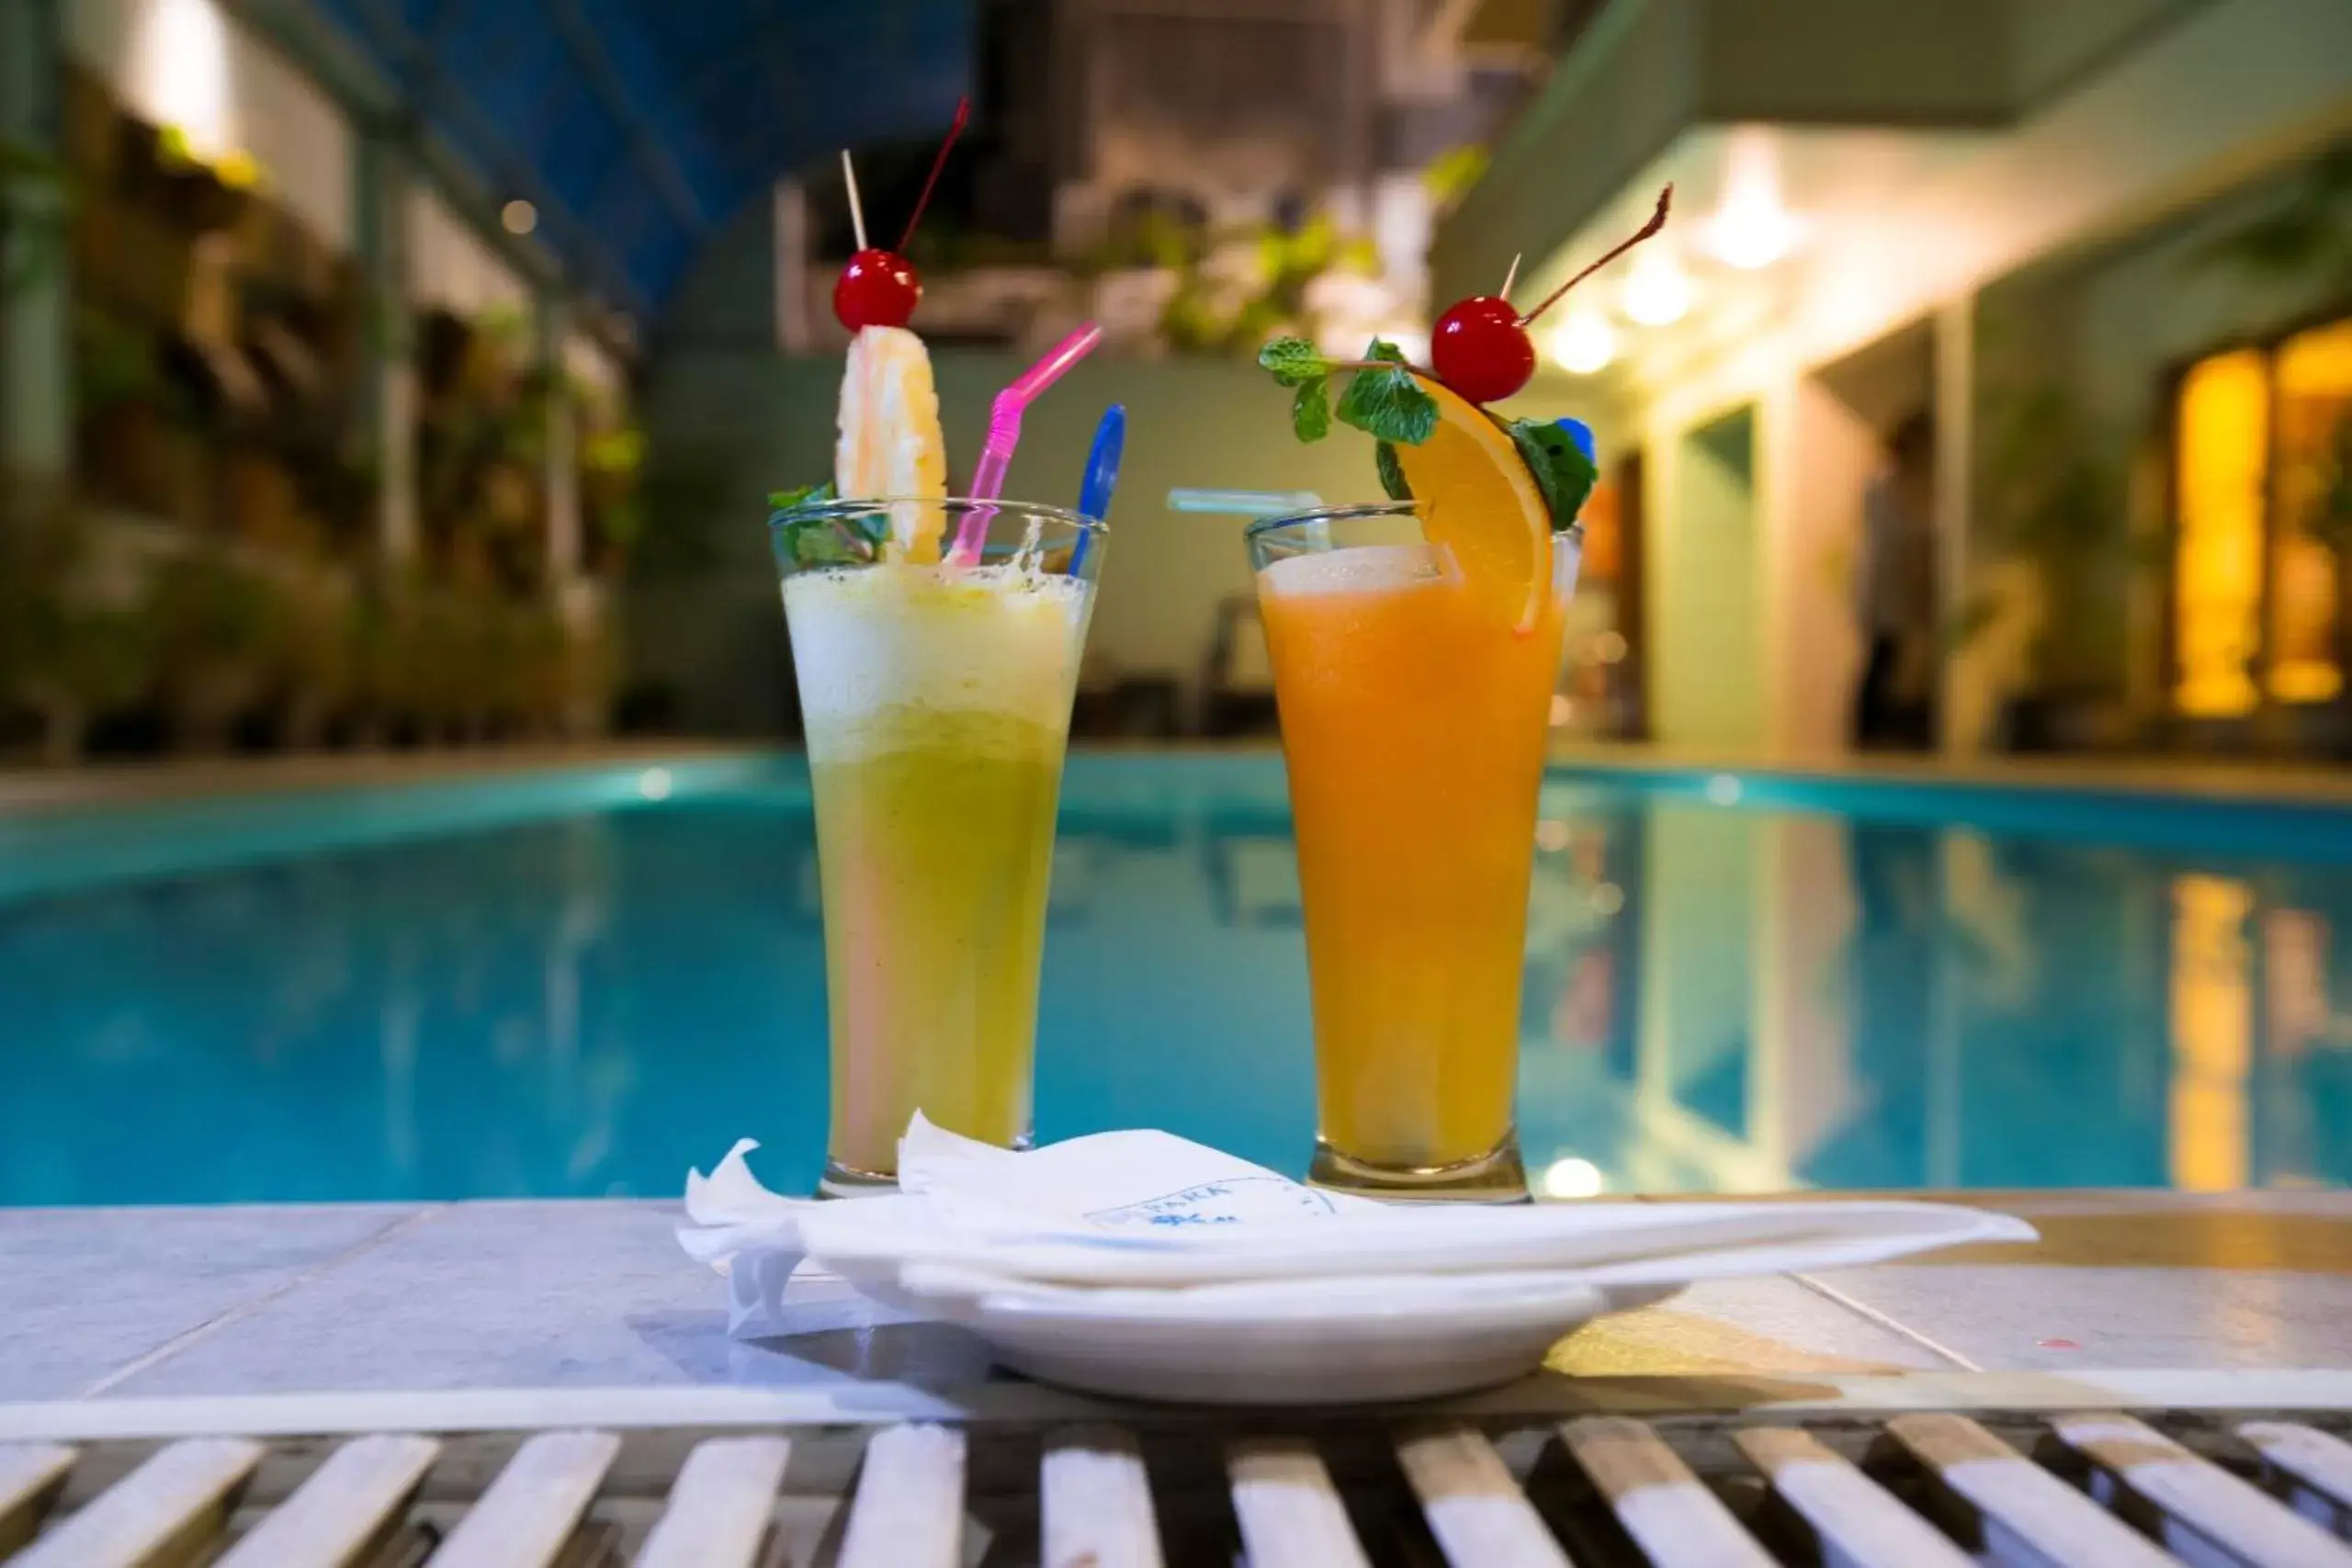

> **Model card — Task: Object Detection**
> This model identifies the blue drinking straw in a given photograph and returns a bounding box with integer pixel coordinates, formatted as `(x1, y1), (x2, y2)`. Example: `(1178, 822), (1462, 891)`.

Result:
(1165, 489), (1325, 517)
(1070, 404), (1125, 574)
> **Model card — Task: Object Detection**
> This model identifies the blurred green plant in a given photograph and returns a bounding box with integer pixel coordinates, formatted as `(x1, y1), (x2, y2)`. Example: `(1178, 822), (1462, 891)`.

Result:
(154, 124), (262, 190)
(1157, 214), (1383, 358)
(580, 408), (648, 562)
(1965, 380), (2147, 706)
(2198, 145), (2352, 288)
(73, 304), (164, 418)
(0, 497), (152, 763)
(146, 546), (289, 750)
(0, 136), (71, 299)
(1423, 144), (1491, 211)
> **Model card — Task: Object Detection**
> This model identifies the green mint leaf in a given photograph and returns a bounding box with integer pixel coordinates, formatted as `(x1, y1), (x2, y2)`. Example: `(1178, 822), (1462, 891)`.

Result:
(767, 480), (834, 512)
(1257, 335), (1329, 387)
(1375, 441), (1412, 501)
(1506, 419), (1599, 532)
(1293, 378), (1332, 443)
(1336, 355), (1437, 445)
(790, 525), (863, 569)
(769, 482), (877, 570)
(1363, 338), (1408, 366)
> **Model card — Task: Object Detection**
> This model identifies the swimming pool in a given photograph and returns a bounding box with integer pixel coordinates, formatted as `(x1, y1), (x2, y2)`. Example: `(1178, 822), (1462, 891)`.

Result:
(4, 752), (2348, 1205)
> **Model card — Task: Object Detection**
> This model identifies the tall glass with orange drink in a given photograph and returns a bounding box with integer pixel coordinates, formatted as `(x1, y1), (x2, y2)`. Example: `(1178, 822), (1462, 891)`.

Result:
(1243, 193), (1657, 1199)
(1250, 499), (1579, 1199)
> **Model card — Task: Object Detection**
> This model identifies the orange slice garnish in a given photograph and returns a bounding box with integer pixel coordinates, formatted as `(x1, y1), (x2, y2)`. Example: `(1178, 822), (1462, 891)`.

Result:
(1388, 377), (1552, 633)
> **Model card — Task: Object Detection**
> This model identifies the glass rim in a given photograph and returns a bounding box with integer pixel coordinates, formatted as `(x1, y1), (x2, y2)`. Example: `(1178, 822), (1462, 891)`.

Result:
(769, 495), (1108, 537)
(1245, 499), (1583, 542)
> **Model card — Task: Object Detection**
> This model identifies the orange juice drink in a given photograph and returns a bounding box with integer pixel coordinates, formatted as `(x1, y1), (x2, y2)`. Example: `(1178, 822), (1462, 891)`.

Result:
(1254, 519), (1577, 1195)
(1246, 199), (1655, 1194)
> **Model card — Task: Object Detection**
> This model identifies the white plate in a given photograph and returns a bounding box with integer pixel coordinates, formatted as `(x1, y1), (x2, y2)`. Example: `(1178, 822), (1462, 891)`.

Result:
(857, 1263), (1680, 1404)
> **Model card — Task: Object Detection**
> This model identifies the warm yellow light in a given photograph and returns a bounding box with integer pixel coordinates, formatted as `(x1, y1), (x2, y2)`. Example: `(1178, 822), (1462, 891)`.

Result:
(2269, 320), (2352, 705)
(1706, 130), (1800, 270)
(2173, 350), (2268, 718)
(503, 199), (539, 236)
(1622, 249), (1692, 325)
(1547, 310), (1614, 375)
(2277, 319), (2352, 395)
(1709, 197), (1796, 271)
(135, 0), (233, 162)
(2168, 874), (2252, 1192)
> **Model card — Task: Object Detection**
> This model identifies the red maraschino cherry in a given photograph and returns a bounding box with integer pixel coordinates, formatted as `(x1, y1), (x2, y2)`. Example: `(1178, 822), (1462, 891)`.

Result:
(831, 96), (970, 333)
(834, 250), (922, 331)
(1430, 295), (1535, 404)
(1427, 186), (1673, 404)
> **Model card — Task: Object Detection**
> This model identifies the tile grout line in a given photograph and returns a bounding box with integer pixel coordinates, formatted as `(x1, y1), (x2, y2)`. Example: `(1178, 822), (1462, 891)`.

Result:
(74, 1204), (451, 1398)
(1792, 1272), (1984, 1372)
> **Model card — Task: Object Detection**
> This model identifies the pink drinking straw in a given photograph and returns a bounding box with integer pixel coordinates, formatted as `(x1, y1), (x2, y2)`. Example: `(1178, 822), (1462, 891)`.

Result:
(948, 323), (1103, 564)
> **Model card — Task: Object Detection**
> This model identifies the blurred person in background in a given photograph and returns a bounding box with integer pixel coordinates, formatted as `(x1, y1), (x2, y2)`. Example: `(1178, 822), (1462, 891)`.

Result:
(1852, 411), (1938, 750)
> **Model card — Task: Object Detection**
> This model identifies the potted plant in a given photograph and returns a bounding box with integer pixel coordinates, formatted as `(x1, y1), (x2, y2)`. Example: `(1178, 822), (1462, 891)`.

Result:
(1970, 383), (2143, 753)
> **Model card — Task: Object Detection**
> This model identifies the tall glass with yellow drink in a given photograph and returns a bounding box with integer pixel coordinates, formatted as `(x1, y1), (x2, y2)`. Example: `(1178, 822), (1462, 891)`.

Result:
(775, 495), (1103, 1193)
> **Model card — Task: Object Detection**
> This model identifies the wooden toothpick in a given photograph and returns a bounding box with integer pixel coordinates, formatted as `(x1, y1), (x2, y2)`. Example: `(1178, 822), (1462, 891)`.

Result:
(1498, 252), (1521, 304)
(841, 149), (868, 252)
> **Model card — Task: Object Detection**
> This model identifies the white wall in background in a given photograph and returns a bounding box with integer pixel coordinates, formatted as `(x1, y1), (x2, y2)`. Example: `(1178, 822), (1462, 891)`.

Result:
(66, 0), (353, 250)
(1651, 405), (1765, 749)
(1773, 376), (1879, 754)
(408, 186), (532, 321)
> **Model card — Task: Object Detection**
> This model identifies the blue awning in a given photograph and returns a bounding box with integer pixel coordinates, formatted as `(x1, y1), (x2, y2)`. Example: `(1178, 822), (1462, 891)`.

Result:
(313, 0), (973, 315)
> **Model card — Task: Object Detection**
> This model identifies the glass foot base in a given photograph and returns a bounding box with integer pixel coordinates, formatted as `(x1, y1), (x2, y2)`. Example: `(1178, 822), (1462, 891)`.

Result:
(820, 1130), (1031, 1199)
(817, 1159), (899, 1200)
(1306, 1137), (1531, 1204)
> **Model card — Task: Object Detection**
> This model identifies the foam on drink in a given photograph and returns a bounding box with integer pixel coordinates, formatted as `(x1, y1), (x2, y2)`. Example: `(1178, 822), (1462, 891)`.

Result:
(785, 563), (1091, 755)
(1258, 544), (1445, 599)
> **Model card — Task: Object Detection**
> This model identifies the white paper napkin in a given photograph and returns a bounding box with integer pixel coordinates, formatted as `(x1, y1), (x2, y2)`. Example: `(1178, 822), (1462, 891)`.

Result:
(680, 1116), (2036, 1338)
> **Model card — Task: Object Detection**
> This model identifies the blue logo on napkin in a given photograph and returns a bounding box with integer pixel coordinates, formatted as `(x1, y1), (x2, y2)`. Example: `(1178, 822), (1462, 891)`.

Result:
(1086, 1178), (1342, 1229)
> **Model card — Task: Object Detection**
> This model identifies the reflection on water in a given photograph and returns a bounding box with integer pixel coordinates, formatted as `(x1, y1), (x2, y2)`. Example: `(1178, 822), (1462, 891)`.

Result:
(2, 758), (2347, 1204)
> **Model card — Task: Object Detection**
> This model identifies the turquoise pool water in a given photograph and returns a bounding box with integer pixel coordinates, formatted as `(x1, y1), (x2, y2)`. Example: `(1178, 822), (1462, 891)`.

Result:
(4, 753), (2349, 1205)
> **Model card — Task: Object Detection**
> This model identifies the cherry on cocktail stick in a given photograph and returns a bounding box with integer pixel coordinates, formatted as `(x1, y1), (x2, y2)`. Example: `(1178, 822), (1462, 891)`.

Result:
(1429, 186), (1673, 403)
(831, 97), (972, 333)
(1430, 296), (1534, 404)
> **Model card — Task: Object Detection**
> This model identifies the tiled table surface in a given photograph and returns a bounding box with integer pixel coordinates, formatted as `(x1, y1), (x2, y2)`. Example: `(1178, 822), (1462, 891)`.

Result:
(5, 1190), (2349, 1410)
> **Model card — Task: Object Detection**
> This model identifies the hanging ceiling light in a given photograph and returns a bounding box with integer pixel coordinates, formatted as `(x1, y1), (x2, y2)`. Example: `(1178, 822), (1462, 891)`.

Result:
(1622, 248), (1694, 325)
(1546, 309), (1616, 375)
(1706, 129), (1801, 270)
